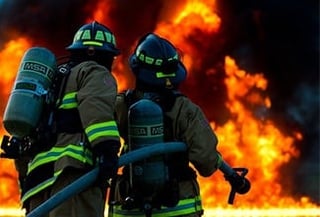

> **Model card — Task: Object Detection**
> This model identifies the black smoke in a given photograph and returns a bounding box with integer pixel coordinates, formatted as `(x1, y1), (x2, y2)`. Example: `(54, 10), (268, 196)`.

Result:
(0, 0), (101, 55)
(0, 0), (319, 203)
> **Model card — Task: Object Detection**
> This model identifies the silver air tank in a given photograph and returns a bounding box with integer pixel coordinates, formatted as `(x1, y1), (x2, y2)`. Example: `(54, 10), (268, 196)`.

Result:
(128, 98), (168, 198)
(3, 47), (57, 137)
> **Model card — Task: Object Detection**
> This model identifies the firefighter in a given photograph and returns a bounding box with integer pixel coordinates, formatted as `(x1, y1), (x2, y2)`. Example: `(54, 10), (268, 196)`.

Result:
(108, 33), (223, 217)
(17, 21), (121, 217)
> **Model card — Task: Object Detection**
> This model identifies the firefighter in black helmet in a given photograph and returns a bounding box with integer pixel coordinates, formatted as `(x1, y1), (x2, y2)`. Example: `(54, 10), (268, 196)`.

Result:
(108, 33), (223, 217)
(18, 21), (121, 217)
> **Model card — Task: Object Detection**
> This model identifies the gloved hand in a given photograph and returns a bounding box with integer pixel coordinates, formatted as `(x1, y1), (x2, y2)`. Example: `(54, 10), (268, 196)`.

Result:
(0, 136), (30, 159)
(93, 141), (120, 188)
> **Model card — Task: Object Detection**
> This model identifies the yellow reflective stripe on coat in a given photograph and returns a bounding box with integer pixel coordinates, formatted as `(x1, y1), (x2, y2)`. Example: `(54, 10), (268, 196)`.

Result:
(21, 170), (63, 203)
(85, 121), (120, 143)
(27, 144), (93, 174)
(111, 196), (202, 217)
(58, 92), (78, 109)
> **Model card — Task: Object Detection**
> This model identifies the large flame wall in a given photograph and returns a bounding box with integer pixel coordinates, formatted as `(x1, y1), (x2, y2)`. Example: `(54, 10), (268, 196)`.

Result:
(0, 0), (319, 213)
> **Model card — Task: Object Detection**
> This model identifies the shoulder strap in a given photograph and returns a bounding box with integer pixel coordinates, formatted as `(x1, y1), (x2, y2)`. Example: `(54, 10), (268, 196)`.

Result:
(54, 63), (72, 108)
(153, 90), (184, 112)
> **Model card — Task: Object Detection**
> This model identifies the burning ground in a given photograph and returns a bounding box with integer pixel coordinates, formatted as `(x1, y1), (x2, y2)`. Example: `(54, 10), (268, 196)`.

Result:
(0, 0), (319, 211)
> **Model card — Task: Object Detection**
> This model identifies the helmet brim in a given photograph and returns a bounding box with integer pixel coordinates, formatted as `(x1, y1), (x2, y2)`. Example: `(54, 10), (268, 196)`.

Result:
(66, 43), (120, 56)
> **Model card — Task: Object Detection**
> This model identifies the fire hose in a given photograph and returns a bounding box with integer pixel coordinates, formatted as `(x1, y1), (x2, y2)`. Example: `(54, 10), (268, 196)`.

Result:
(26, 142), (250, 217)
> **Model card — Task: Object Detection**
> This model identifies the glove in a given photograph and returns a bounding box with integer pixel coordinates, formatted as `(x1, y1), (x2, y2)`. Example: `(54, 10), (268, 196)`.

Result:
(225, 173), (251, 194)
(93, 141), (120, 188)
(1, 136), (28, 159)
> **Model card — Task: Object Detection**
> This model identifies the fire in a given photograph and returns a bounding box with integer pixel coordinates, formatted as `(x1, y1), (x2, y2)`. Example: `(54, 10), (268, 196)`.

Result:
(173, 0), (220, 32)
(155, 1), (221, 71)
(0, 0), (319, 216)
(0, 37), (31, 208)
(0, 38), (31, 97)
(197, 56), (303, 208)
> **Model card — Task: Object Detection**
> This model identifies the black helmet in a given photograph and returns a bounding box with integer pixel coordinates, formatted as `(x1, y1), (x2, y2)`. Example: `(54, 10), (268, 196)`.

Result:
(129, 33), (187, 88)
(66, 21), (120, 56)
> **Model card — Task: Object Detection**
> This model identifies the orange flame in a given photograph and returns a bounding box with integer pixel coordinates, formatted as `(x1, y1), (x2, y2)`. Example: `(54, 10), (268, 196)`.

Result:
(198, 56), (304, 208)
(0, 0), (319, 216)
(0, 37), (31, 208)
(0, 38), (31, 97)
(155, 1), (221, 71)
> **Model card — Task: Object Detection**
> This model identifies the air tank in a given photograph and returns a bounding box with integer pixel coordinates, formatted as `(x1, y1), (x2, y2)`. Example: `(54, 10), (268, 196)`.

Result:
(128, 99), (168, 198)
(3, 47), (57, 137)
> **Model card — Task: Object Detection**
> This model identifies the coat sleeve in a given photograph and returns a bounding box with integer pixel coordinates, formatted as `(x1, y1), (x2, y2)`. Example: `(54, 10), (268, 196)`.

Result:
(171, 97), (221, 177)
(75, 61), (120, 148)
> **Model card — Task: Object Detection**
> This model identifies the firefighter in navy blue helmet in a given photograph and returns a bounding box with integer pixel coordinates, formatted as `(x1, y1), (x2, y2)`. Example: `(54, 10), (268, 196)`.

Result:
(108, 33), (223, 217)
(16, 21), (121, 217)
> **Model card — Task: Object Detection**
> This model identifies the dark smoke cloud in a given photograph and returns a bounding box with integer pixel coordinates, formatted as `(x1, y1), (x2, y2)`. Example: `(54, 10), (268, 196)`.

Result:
(0, 0), (100, 55)
(0, 0), (318, 203)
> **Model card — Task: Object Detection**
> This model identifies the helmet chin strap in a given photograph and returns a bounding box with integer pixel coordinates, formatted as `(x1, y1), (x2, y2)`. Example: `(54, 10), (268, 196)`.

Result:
(165, 78), (174, 89)
(87, 46), (95, 56)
